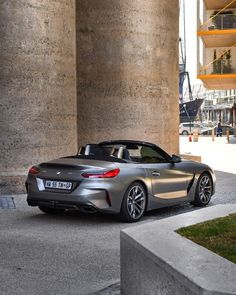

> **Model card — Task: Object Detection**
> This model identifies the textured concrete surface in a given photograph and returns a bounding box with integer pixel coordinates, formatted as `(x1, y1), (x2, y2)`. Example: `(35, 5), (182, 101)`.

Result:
(76, 0), (179, 156)
(0, 170), (235, 295)
(94, 282), (120, 295)
(121, 205), (236, 295)
(0, 0), (77, 194)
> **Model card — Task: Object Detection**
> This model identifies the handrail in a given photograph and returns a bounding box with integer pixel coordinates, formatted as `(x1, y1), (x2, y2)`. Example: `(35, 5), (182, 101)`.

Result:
(199, 0), (236, 30)
(199, 43), (236, 74)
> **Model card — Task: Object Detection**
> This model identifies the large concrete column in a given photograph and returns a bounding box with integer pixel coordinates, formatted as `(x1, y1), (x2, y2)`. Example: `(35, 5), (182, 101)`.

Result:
(0, 1), (77, 193)
(76, 0), (179, 155)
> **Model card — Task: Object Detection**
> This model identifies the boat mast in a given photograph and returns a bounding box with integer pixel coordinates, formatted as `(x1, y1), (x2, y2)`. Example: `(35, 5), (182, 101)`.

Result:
(179, 0), (193, 103)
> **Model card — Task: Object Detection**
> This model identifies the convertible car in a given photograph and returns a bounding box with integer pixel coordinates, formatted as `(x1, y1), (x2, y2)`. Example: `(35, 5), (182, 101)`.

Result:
(26, 140), (216, 222)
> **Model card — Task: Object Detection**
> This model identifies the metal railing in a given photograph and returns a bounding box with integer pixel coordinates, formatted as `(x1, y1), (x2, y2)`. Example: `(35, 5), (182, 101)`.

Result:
(199, 44), (236, 75)
(204, 14), (236, 31)
(199, 0), (236, 31)
(200, 58), (236, 75)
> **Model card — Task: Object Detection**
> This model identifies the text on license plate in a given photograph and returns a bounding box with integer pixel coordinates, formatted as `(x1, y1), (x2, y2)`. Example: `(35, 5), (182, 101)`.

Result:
(45, 180), (72, 190)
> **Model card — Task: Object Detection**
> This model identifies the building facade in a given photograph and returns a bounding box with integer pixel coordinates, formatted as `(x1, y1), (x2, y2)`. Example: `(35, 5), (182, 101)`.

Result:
(197, 0), (236, 124)
(197, 0), (236, 88)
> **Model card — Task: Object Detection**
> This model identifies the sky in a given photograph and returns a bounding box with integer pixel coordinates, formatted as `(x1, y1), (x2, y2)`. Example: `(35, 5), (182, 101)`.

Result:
(182, 0), (202, 86)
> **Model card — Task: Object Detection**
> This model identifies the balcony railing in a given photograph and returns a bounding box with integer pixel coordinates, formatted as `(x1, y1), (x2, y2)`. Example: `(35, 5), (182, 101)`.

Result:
(199, 58), (236, 75)
(200, 14), (236, 31)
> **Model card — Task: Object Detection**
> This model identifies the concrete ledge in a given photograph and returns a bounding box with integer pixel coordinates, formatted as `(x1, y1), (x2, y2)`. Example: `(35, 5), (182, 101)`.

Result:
(180, 154), (202, 163)
(121, 205), (236, 295)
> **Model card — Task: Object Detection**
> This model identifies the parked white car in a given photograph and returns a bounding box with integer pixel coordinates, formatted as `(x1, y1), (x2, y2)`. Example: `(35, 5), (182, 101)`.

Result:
(179, 123), (210, 135)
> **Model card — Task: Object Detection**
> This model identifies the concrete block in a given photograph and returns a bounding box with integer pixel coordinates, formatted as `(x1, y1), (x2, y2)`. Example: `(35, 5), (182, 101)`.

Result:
(121, 205), (236, 295)
(180, 154), (202, 163)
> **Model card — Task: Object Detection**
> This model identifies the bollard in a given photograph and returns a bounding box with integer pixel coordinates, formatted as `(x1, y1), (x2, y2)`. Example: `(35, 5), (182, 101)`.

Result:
(193, 131), (198, 142)
(226, 128), (230, 143)
(212, 127), (215, 141)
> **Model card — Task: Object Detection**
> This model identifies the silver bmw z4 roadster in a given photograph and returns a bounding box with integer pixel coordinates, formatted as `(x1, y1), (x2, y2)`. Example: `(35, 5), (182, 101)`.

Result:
(26, 140), (216, 222)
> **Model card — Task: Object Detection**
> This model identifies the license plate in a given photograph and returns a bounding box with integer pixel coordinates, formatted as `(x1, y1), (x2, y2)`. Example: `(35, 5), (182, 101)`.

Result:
(45, 180), (72, 190)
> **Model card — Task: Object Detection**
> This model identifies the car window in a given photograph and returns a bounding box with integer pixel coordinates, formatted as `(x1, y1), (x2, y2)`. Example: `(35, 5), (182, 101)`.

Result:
(99, 143), (170, 163)
(127, 145), (168, 163)
(183, 123), (194, 128)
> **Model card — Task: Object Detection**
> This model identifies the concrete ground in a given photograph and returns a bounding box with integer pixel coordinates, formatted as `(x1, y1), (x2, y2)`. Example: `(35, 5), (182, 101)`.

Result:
(180, 135), (236, 174)
(0, 136), (235, 295)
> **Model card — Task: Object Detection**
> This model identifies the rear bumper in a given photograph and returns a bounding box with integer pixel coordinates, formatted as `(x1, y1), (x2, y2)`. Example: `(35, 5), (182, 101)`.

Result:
(26, 183), (120, 213)
(26, 189), (118, 213)
(27, 198), (98, 213)
(26, 175), (124, 214)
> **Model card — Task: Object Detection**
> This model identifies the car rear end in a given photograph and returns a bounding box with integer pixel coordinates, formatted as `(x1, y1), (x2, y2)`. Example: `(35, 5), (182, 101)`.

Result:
(26, 157), (125, 214)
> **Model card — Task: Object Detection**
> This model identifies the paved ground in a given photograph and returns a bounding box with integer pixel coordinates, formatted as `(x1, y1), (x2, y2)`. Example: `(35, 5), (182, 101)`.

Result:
(0, 136), (235, 295)
(180, 135), (236, 174)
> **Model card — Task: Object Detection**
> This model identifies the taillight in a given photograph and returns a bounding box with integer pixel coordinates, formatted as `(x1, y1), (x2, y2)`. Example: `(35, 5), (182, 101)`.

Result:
(82, 168), (120, 178)
(29, 166), (40, 175)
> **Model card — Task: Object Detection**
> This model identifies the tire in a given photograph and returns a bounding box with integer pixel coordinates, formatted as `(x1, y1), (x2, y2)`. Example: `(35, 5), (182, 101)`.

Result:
(192, 173), (212, 207)
(182, 130), (189, 135)
(119, 182), (147, 223)
(38, 206), (65, 215)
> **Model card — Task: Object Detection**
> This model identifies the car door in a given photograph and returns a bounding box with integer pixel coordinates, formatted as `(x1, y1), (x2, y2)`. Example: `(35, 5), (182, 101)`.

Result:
(145, 162), (190, 203)
(139, 145), (191, 204)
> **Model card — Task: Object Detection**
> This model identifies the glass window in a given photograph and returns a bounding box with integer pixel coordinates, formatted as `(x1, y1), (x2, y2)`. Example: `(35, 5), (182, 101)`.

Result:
(100, 143), (170, 163)
(127, 145), (168, 163)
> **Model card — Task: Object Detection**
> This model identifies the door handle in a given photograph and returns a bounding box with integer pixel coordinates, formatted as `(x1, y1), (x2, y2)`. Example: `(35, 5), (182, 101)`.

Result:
(152, 171), (160, 177)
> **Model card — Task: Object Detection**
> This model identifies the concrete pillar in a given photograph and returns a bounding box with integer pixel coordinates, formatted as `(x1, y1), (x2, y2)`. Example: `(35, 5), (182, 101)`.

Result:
(0, 1), (77, 193)
(76, 0), (179, 155)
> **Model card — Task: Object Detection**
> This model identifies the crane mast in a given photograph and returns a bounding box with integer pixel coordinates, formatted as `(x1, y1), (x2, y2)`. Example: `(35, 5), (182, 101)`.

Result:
(179, 0), (193, 103)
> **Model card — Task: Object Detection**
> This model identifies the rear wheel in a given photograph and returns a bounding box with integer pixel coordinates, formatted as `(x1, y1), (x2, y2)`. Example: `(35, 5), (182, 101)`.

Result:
(119, 182), (146, 222)
(38, 206), (65, 215)
(192, 173), (212, 207)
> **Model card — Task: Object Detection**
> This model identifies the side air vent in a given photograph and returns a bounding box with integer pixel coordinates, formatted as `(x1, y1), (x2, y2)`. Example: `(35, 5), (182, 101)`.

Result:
(187, 174), (195, 193)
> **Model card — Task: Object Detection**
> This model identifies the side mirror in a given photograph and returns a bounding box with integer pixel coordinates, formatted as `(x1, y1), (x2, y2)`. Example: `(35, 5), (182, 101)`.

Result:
(171, 154), (181, 163)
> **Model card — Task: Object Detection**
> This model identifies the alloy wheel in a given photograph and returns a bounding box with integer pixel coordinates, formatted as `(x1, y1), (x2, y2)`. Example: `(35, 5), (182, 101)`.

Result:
(198, 175), (212, 204)
(127, 185), (146, 219)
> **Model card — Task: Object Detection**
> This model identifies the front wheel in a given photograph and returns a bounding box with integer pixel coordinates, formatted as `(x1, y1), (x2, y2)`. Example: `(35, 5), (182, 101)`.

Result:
(192, 173), (212, 207)
(182, 130), (189, 135)
(119, 182), (147, 223)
